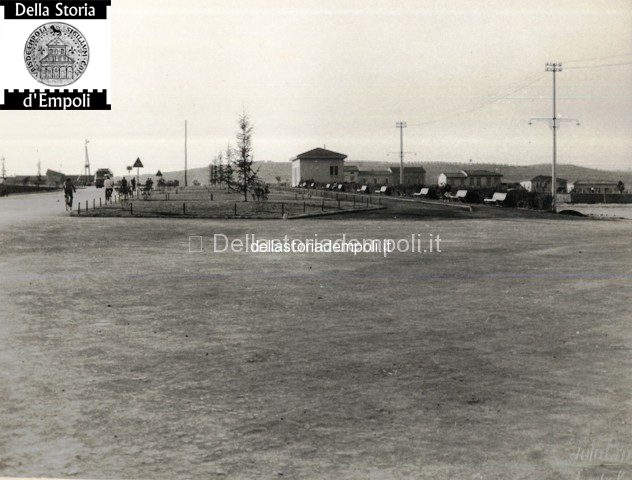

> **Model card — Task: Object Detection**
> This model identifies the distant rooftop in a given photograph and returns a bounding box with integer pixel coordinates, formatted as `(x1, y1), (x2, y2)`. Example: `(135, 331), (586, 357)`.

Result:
(389, 166), (426, 174)
(462, 169), (502, 177)
(291, 148), (347, 161)
(442, 169), (502, 177)
(442, 171), (467, 178)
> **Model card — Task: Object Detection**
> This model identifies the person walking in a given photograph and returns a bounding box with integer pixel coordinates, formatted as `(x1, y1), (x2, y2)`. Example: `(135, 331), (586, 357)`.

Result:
(130, 177), (136, 197)
(104, 175), (114, 204)
(121, 177), (128, 199)
(63, 177), (76, 210)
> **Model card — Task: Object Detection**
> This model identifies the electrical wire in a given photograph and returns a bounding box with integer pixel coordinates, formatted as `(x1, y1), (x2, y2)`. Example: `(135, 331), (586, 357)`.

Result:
(564, 53), (632, 64)
(406, 72), (545, 127)
(565, 61), (632, 70)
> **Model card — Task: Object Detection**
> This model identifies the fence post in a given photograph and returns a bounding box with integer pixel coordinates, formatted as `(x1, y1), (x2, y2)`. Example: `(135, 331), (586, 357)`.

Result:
(338, 198), (341, 209)
(78, 203), (81, 215)
(303, 201), (306, 213)
(321, 198), (324, 211)
(183, 203), (186, 215)
(234, 203), (237, 216)
(93, 198), (95, 209)
(130, 203), (133, 215)
(281, 202), (284, 216)
(353, 196), (356, 207)
(85, 200), (88, 211)
(99, 197), (102, 207)
(210, 192), (213, 201)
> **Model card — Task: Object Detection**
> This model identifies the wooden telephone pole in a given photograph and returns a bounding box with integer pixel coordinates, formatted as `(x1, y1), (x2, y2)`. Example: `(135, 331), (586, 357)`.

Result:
(529, 63), (580, 212)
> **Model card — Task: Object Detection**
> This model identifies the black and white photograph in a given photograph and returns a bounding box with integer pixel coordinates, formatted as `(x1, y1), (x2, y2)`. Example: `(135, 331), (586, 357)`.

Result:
(0, 1), (631, 479)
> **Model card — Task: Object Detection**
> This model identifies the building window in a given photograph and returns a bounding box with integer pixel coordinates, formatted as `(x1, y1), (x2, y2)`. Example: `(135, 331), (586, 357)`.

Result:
(476, 177), (481, 187)
(330, 165), (339, 176)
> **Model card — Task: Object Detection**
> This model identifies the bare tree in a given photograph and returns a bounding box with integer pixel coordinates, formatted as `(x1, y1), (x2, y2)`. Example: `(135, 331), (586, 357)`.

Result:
(232, 113), (259, 201)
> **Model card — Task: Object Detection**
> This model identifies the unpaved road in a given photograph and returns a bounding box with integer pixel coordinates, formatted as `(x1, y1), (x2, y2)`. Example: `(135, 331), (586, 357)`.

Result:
(0, 195), (631, 479)
(0, 187), (106, 227)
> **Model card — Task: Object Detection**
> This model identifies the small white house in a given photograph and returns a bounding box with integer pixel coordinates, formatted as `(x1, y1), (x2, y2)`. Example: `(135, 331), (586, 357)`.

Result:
(438, 170), (502, 188)
(291, 148), (346, 187)
(520, 175), (568, 194)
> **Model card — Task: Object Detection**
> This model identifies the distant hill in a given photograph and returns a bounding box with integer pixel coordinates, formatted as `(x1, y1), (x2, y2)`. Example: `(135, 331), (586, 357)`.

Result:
(119, 160), (632, 188)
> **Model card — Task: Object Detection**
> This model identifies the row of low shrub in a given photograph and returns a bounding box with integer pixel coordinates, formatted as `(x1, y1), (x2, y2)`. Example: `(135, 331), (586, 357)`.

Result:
(442, 186), (552, 209)
(295, 181), (556, 210)
(297, 180), (428, 196)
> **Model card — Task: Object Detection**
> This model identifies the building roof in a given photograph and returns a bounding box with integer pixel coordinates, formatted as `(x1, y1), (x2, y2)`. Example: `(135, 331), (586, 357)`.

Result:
(292, 148), (347, 161)
(47, 38), (66, 46)
(441, 171), (468, 178)
(442, 169), (502, 178)
(343, 165), (359, 172)
(389, 166), (426, 174)
(40, 54), (73, 64)
(462, 169), (502, 177)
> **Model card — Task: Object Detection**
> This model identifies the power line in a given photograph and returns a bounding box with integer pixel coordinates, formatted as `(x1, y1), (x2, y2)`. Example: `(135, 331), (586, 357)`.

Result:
(565, 61), (632, 70)
(564, 53), (632, 64)
(407, 72), (545, 127)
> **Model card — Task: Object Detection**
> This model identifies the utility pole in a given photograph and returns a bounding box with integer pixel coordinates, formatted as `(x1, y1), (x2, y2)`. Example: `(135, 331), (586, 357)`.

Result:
(529, 62), (579, 212)
(84, 139), (91, 180)
(184, 120), (188, 187)
(548, 62), (560, 212)
(1, 156), (5, 179)
(396, 121), (407, 185)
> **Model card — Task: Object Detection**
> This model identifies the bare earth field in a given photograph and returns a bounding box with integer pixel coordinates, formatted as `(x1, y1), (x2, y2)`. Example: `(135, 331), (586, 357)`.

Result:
(0, 213), (631, 479)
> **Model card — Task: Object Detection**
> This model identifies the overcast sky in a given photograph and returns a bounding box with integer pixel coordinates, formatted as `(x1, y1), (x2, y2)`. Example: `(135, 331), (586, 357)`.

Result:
(1, 0), (631, 175)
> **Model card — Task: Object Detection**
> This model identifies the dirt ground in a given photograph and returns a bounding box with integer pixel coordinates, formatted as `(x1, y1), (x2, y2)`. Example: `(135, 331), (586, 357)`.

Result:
(0, 214), (631, 479)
